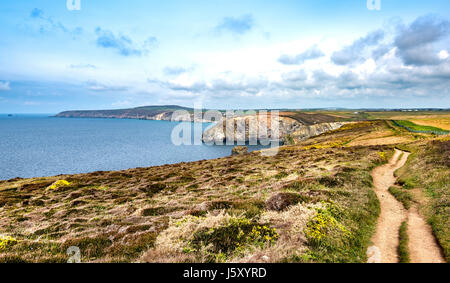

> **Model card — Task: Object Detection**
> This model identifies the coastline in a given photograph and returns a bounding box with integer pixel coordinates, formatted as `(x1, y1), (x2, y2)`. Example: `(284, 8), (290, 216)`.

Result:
(0, 116), (269, 181)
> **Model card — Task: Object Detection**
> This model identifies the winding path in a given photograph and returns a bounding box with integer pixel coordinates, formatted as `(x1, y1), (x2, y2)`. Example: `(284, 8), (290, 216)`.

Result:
(367, 149), (445, 263)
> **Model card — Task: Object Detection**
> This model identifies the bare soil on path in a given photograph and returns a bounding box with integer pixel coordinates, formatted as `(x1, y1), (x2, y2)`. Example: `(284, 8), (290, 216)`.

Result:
(367, 149), (445, 263)
(407, 206), (445, 263)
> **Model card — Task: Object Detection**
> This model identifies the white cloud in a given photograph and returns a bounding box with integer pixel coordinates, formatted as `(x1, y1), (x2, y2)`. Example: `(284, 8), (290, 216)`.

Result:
(15, 13), (450, 108)
(354, 59), (377, 76)
(438, 50), (449, 60)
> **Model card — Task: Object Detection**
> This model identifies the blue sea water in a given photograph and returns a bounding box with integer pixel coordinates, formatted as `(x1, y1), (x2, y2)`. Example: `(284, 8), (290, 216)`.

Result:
(0, 114), (267, 180)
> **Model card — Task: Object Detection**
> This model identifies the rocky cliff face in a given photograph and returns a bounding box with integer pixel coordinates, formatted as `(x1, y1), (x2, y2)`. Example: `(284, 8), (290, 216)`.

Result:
(290, 122), (346, 141)
(55, 106), (344, 144)
(201, 115), (298, 144)
(202, 114), (345, 144)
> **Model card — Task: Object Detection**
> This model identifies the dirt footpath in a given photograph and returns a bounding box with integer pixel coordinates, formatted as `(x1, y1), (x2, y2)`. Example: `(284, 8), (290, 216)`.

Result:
(367, 149), (445, 263)
(407, 206), (445, 263)
(368, 150), (409, 263)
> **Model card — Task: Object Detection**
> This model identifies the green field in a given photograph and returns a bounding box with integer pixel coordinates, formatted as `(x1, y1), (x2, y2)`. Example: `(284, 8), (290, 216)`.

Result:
(394, 120), (449, 134)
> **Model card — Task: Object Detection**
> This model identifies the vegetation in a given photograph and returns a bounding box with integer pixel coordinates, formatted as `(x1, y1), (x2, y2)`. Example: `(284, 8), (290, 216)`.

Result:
(0, 235), (18, 250)
(389, 186), (413, 210)
(305, 202), (349, 243)
(398, 222), (410, 263)
(283, 134), (295, 145)
(395, 138), (450, 262)
(190, 217), (278, 258)
(48, 180), (71, 190)
(0, 118), (448, 263)
(394, 120), (449, 134)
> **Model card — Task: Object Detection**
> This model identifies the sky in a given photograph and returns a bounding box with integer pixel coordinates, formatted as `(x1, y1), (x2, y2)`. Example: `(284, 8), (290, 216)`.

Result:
(0, 0), (450, 113)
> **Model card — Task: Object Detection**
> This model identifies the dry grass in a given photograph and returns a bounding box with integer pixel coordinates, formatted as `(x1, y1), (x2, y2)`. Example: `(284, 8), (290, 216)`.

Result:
(348, 136), (413, 147)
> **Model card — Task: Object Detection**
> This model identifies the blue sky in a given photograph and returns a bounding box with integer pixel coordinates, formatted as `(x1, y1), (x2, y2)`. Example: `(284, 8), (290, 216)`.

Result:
(0, 0), (450, 113)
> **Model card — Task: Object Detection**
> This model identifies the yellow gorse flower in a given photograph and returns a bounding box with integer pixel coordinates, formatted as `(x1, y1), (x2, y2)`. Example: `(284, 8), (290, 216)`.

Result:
(0, 235), (18, 250)
(48, 180), (71, 190)
(305, 204), (349, 242)
(378, 152), (387, 161)
(248, 224), (279, 244)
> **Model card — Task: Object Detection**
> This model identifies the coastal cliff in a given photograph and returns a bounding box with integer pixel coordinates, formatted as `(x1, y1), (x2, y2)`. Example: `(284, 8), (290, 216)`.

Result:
(289, 121), (346, 141)
(55, 105), (344, 143)
(202, 114), (345, 144)
(54, 105), (209, 122)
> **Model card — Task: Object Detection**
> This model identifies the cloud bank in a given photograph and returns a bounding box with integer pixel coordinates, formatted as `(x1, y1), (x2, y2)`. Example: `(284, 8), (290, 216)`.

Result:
(394, 15), (450, 66)
(331, 30), (385, 65)
(147, 14), (450, 105)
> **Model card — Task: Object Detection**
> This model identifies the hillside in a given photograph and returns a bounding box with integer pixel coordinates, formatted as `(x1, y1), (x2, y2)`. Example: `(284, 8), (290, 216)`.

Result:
(54, 105), (195, 121)
(1, 120), (447, 263)
(54, 105), (343, 123)
(55, 106), (345, 143)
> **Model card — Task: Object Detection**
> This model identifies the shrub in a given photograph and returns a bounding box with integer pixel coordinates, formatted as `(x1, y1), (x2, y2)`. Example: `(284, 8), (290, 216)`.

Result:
(396, 178), (416, 190)
(317, 176), (343, 187)
(0, 235), (19, 250)
(139, 183), (166, 197)
(190, 217), (278, 255)
(305, 203), (348, 244)
(377, 152), (387, 162)
(109, 232), (157, 260)
(283, 135), (295, 145)
(63, 236), (112, 260)
(142, 206), (177, 216)
(208, 200), (233, 210)
(231, 200), (266, 218)
(48, 180), (71, 190)
(179, 175), (196, 183)
(266, 192), (310, 211)
(0, 255), (28, 263)
(274, 171), (289, 180)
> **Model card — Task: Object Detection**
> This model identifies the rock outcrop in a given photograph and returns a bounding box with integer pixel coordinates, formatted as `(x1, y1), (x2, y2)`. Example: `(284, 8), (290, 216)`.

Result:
(56, 105), (345, 144)
(202, 115), (304, 144)
(290, 121), (346, 141)
(202, 114), (345, 144)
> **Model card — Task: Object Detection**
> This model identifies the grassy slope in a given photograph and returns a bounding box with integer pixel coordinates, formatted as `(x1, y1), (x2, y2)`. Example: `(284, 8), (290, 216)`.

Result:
(395, 138), (450, 262)
(0, 120), (446, 263)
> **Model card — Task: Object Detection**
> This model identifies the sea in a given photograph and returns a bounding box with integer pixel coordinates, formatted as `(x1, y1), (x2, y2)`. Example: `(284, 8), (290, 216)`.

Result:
(0, 114), (267, 180)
